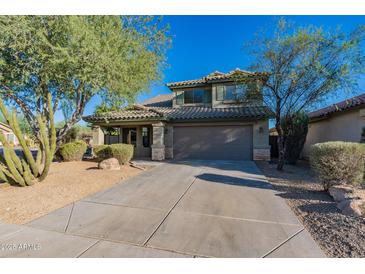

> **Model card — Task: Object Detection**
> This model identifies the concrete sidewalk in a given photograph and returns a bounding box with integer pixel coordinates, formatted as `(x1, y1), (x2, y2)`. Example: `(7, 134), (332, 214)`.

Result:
(0, 160), (324, 258)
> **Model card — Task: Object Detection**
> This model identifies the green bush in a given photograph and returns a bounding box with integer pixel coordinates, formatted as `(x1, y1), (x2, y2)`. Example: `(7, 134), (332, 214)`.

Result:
(109, 144), (134, 164)
(310, 141), (365, 190)
(93, 144), (134, 164)
(59, 140), (87, 161)
(93, 144), (110, 159)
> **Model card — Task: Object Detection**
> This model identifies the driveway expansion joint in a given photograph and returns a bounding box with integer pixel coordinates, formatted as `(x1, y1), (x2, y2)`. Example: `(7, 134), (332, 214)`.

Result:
(64, 202), (75, 233)
(76, 240), (101, 258)
(142, 167), (204, 246)
(261, 228), (304, 258)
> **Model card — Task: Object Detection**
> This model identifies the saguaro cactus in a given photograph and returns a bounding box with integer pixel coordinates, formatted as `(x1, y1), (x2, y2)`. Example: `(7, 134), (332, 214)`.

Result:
(0, 93), (56, 186)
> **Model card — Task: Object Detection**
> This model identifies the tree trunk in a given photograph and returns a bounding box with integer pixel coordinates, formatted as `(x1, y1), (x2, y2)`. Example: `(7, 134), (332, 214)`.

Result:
(277, 134), (285, 171)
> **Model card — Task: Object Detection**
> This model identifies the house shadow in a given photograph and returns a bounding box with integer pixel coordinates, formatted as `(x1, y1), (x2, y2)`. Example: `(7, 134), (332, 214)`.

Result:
(196, 173), (273, 190)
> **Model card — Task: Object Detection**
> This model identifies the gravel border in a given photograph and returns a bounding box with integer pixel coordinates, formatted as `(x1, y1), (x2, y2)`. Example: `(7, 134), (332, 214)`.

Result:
(256, 160), (365, 258)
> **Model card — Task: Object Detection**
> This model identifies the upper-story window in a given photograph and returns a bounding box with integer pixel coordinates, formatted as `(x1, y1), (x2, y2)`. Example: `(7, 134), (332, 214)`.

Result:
(176, 89), (211, 105)
(216, 84), (247, 102)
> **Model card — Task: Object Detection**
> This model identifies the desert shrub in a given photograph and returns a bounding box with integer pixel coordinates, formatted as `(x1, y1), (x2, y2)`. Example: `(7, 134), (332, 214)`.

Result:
(310, 141), (365, 190)
(282, 111), (309, 165)
(93, 144), (111, 159)
(109, 144), (134, 164)
(59, 140), (87, 161)
(93, 144), (133, 164)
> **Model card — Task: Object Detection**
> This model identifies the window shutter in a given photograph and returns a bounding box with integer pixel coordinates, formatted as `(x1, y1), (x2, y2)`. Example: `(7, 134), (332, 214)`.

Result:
(216, 86), (224, 101)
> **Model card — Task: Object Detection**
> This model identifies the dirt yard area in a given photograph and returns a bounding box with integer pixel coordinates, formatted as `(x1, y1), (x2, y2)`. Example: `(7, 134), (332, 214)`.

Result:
(256, 160), (365, 258)
(0, 161), (152, 225)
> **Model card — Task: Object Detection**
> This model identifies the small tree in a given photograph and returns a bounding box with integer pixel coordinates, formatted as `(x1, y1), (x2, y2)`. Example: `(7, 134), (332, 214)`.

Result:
(247, 18), (365, 170)
(0, 16), (171, 148)
(282, 111), (309, 165)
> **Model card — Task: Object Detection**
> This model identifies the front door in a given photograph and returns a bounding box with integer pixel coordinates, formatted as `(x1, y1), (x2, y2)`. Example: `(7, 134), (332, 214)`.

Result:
(122, 128), (137, 146)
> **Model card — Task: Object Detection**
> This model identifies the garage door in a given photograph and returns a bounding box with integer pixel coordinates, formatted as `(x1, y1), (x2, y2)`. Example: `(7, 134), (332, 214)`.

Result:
(173, 125), (253, 160)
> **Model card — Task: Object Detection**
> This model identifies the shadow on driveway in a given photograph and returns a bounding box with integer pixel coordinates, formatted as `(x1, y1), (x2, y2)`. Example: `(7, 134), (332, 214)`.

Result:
(196, 173), (273, 190)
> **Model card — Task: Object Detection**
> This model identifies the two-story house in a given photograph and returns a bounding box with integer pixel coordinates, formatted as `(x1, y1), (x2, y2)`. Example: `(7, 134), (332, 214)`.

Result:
(83, 69), (273, 161)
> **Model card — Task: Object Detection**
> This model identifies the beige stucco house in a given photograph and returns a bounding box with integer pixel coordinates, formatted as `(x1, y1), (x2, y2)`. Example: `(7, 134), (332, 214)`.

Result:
(302, 93), (365, 158)
(0, 121), (19, 146)
(83, 69), (273, 161)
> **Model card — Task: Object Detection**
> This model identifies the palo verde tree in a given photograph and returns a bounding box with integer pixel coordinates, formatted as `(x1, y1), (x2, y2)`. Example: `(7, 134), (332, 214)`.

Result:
(0, 16), (170, 146)
(0, 16), (170, 185)
(247, 18), (365, 170)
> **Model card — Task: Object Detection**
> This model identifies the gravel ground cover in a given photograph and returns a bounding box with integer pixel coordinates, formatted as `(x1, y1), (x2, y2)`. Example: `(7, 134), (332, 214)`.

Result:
(0, 161), (151, 224)
(256, 160), (365, 258)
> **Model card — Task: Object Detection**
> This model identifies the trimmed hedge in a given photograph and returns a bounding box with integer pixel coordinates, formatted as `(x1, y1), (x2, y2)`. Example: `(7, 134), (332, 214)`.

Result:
(93, 144), (133, 165)
(310, 141), (365, 190)
(93, 144), (110, 159)
(60, 140), (87, 161)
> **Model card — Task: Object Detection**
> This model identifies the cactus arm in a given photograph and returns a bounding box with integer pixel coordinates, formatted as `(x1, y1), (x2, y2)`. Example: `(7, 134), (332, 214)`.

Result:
(36, 148), (42, 169)
(0, 131), (23, 174)
(0, 166), (8, 183)
(0, 98), (38, 175)
(11, 109), (39, 176)
(37, 114), (51, 182)
(21, 159), (35, 186)
(2, 146), (25, 186)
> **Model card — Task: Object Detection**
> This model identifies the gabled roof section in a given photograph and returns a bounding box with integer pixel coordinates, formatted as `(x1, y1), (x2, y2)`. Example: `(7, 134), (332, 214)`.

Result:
(141, 93), (173, 107)
(309, 93), (365, 121)
(166, 68), (269, 89)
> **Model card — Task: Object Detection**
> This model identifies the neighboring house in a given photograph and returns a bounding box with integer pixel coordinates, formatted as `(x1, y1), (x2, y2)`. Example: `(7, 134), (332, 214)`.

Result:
(83, 68), (273, 161)
(0, 122), (19, 146)
(302, 93), (365, 158)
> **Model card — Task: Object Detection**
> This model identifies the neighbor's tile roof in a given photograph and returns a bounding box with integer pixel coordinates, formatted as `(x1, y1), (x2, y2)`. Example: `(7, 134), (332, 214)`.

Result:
(83, 105), (273, 123)
(166, 68), (268, 88)
(309, 93), (365, 121)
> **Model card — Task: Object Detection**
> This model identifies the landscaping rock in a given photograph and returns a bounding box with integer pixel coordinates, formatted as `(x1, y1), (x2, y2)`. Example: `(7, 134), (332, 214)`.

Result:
(328, 185), (355, 203)
(98, 158), (120, 170)
(337, 199), (365, 217)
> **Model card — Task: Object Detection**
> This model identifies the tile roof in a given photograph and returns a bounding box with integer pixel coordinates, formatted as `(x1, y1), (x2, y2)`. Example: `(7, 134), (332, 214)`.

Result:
(166, 68), (268, 88)
(141, 93), (173, 107)
(309, 93), (365, 121)
(83, 105), (273, 123)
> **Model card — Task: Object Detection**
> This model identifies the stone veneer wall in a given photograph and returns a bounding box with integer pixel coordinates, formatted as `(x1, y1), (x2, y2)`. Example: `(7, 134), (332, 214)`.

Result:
(151, 122), (165, 161)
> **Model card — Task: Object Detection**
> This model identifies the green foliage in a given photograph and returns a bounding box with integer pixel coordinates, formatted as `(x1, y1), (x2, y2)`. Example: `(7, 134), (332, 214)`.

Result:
(0, 16), (171, 145)
(109, 144), (134, 164)
(247, 17), (365, 170)
(93, 145), (110, 160)
(282, 112), (309, 165)
(59, 140), (87, 162)
(93, 144), (134, 164)
(310, 142), (365, 190)
(0, 94), (56, 186)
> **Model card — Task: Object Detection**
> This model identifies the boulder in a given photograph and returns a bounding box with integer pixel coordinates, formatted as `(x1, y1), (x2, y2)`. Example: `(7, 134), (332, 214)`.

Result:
(337, 199), (365, 217)
(98, 158), (120, 170)
(328, 185), (355, 203)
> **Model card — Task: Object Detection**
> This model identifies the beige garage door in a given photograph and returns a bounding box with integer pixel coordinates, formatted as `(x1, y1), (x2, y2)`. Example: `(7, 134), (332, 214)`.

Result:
(173, 125), (253, 160)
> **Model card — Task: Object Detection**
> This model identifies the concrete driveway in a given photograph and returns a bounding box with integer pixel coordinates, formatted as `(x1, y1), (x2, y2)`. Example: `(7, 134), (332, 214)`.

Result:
(0, 160), (324, 258)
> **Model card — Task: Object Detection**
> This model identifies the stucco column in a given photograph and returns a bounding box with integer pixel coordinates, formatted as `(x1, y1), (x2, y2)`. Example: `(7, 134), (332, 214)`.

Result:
(92, 126), (104, 145)
(151, 122), (165, 161)
(253, 120), (271, 161)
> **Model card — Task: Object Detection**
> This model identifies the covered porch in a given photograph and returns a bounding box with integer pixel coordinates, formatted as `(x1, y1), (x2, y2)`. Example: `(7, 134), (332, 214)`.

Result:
(92, 121), (173, 161)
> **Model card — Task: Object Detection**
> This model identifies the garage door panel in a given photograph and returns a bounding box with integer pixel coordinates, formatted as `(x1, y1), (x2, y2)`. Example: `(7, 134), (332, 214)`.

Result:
(173, 125), (253, 160)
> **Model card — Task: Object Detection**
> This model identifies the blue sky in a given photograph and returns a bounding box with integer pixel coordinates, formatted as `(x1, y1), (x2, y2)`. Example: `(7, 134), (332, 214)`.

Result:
(77, 15), (365, 123)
